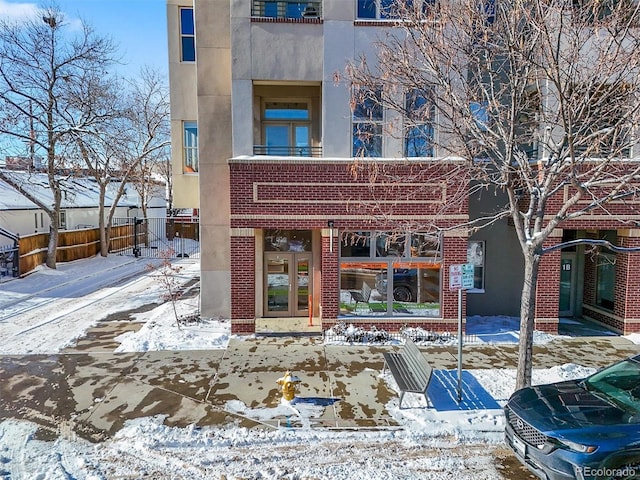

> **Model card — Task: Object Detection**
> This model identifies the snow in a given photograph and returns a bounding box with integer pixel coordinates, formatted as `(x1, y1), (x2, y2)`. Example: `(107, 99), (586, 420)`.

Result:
(0, 255), (598, 479)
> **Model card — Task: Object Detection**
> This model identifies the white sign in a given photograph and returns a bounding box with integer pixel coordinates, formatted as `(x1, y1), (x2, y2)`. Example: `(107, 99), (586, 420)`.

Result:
(449, 263), (474, 291)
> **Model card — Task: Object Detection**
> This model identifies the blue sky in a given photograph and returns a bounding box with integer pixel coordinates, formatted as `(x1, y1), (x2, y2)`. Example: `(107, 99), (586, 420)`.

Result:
(0, 0), (168, 77)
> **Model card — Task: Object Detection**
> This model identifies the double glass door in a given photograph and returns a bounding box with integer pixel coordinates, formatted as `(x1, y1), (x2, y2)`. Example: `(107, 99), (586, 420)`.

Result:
(265, 253), (311, 316)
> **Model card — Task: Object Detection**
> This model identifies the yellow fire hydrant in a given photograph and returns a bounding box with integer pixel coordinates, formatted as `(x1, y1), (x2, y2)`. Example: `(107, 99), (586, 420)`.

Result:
(276, 371), (302, 402)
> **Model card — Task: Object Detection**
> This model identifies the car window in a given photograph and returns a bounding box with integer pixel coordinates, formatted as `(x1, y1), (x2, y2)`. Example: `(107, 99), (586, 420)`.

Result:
(586, 358), (640, 412)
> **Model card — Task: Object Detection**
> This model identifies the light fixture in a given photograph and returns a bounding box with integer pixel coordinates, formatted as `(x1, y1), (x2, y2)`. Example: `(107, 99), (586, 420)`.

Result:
(328, 220), (335, 252)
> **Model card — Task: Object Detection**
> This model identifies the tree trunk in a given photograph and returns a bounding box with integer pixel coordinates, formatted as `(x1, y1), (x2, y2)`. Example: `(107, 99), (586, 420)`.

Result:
(99, 200), (108, 257)
(516, 251), (541, 390)
(46, 221), (58, 269)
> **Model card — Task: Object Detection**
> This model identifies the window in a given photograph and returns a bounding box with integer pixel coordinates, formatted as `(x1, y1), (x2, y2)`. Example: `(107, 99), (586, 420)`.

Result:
(58, 211), (67, 230)
(570, 83), (633, 158)
(352, 86), (383, 157)
(467, 241), (485, 291)
(356, 0), (436, 20)
(596, 231), (617, 310)
(180, 8), (195, 62)
(34, 212), (44, 230)
(405, 88), (435, 157)
(596, 253), (616, 310)
(183, 121), (198, 173)
(340, 231), (441, 317)
(470, 101), (489, 131)
(572, 0), (640, 25)
(517, 88), (541, 160)
(252, 1), (322, 19)
(261, 101), (311, 156)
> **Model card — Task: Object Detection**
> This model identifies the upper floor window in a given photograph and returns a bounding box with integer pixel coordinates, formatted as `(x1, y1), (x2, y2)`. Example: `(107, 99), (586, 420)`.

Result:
(356, 0), (436, 20)
(405, 88), (435, 157)
(183, 121), (198, 173)
(260, 101), (312, 156)
(180, 8), (195, 62)
(252, 1), (322, 19)
(570, 82), (633, 158)
(352, 86), (383, 157)
(572, 0), (640, 25)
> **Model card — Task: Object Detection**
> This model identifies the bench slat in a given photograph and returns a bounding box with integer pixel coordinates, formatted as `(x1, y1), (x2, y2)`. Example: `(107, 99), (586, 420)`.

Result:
(382, 337), (433, 409)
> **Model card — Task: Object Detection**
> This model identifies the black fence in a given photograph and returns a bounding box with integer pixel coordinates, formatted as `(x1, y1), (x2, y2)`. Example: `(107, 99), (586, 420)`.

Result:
(111, 217), (200, 259)
(323, 323), (481, 345)
(0, 245), (18, 279)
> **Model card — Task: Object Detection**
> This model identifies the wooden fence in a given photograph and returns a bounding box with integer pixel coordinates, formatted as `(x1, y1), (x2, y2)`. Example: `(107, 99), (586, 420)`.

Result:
(19, 224), (137, 276)
(17, 218), (199, 276)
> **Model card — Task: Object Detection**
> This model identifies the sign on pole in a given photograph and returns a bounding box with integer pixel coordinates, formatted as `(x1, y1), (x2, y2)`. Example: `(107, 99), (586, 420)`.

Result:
(450, 263), (474, 291)
(449, 263), (475, 402)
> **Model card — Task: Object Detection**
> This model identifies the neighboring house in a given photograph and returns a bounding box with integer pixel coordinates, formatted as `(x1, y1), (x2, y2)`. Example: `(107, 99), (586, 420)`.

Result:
(0, 170), (166, 248)
(167, 1), (640, 335)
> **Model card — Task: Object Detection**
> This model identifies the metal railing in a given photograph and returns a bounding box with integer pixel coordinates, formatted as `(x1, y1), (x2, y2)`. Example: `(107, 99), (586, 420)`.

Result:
(110, 217), (200, 259)
(251, 1), (322, 19)
(253, 145), (323, 157)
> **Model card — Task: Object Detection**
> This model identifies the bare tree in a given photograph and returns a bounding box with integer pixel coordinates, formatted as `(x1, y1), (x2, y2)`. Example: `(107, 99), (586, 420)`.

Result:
(156, 155), (182, 217)
(345, 0), (640, 388)
(0, 4), (118, 268)
(70, 67), (170, 256)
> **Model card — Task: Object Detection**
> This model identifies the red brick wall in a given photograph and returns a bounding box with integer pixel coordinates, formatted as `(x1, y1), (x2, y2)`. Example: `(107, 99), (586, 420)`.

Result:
(618, 235), (640, 333)
(321, 234), (339, 322)
(229, 160), (468, 229)
(230, 236), (256, 333)
(442, 236), (468, 322)
(534, 237), (561, 332)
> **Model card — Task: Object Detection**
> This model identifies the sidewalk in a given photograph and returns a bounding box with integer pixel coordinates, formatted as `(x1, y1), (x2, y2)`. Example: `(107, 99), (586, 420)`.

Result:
(1, 334), (638, 441)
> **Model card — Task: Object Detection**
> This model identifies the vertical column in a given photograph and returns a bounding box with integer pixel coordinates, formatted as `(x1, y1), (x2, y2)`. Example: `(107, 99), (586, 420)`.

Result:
(442, 231), (468, 331)
(230, 232), (256, 334)
(618, 231), (640, 334)
(534, 231), (562, 333)
(320, 227), (339, 328)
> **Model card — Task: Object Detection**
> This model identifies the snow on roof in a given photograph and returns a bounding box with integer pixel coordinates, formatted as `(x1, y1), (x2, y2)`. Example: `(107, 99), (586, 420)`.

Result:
(0, 170), (164, 210)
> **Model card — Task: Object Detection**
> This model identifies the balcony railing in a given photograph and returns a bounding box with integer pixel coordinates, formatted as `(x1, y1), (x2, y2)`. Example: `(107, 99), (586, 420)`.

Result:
(251, 1), (322, 19)
(253, 145), (323, 157)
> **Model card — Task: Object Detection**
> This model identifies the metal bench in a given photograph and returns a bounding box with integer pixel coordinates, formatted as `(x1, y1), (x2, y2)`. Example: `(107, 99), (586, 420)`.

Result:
(382, 336), (433, 409)
(349, 281), (372, 309)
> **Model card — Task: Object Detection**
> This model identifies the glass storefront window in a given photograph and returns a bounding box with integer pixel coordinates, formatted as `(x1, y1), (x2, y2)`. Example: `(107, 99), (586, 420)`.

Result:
(340, 232), (371, 257)
(411, 233), (441, 259)
(339, 230), (442, 318)
(375, 234), (406, 257)
(264, 229), (311, 252)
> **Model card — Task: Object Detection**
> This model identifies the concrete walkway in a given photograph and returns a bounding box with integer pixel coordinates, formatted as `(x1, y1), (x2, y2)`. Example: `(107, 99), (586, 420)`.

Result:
(1, 335), (639, 442)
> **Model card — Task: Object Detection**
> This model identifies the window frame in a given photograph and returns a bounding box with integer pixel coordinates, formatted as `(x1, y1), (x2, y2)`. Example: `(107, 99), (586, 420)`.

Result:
(467, 240), (485, 292)
(261, 100), (312, 156)
(405, 88), (435, 157)
(339, 230), (442, 317)
(180, 7), (196, 62)
(183, 121), (198, 173)
(58, 210), (67, 230)
(356, 0), (437, 20)
(352, 85), (384, 157)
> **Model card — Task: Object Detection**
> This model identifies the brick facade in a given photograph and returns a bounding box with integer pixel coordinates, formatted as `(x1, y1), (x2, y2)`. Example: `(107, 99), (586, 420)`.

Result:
(228, 158), (640, 336)
(228, 159), (470, 333)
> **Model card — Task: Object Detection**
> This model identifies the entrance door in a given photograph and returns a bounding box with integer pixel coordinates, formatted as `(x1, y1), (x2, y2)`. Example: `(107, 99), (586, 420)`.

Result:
(559, 253), (577, 317)
(265, 252), (311, 316)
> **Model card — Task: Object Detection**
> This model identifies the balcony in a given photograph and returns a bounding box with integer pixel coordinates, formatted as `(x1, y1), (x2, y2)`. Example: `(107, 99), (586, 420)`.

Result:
(251, 1), (322, 19)
(253, 145), (323, 157)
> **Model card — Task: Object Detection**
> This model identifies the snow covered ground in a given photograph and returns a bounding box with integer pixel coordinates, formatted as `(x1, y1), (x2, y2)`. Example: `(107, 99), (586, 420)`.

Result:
(0, 255), (630, 479)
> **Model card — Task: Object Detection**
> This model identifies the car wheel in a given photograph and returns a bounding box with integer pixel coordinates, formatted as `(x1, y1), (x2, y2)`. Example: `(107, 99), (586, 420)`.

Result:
(393, 286), (413, 302)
